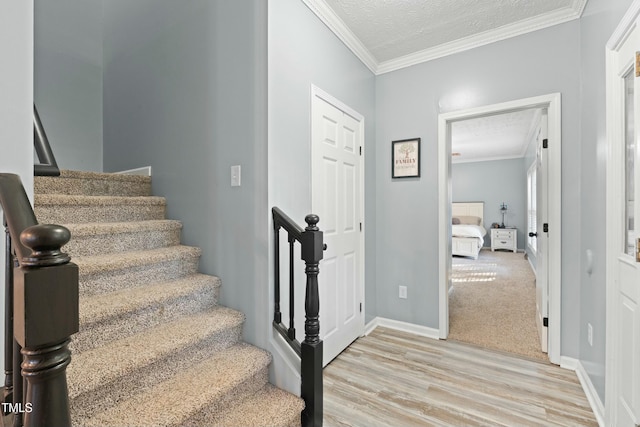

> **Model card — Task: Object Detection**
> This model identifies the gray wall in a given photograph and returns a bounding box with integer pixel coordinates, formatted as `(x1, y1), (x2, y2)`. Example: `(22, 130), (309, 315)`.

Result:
(31, 0), (635, 404)
(102, 0), (269, 351)
(0, 0), (34, 378)
(34, 0), (103, 172)
(452, 158), (527, 249)
(268, 0), (377, 323)
(579, 0), (635, 402)
(375, 22), (582, 352)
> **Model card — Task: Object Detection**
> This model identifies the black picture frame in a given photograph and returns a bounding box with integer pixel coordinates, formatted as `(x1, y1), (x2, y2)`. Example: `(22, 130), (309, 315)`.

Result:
(392, 138), (420, 178)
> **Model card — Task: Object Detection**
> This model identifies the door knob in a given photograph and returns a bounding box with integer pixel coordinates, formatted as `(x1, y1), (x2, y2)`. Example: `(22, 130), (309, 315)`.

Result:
(529, 232), (538, 237)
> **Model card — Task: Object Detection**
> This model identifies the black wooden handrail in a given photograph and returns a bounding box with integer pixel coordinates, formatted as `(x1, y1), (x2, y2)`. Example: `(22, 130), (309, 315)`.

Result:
(0, 176), (37, 264)
(33, 105), (60, 177)
(0, 173), (78, 427)
(273, 207), (303, 241)
(272, 207), (324, 427)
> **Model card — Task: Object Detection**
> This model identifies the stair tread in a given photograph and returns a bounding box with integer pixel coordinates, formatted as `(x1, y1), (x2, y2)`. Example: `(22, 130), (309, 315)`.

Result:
(68, 306), (246, 399)
(204, 384), (304, 427)
(82, 343), (272, 427)
(63, 220), (182, 257)
(35, 194), (166, 206)
(79, 273), (220, 326)
(74, 245), (202, 276)
(42, 169), (151, 183)
(65, 220), (182, 236)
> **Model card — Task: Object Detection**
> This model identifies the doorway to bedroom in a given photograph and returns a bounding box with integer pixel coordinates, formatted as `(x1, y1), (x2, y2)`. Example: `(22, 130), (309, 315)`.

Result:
(437, 94), (562, 365)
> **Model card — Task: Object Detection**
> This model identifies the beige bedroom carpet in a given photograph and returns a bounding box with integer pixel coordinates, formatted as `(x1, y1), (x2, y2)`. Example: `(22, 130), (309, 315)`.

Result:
(449, 249), (548, 362)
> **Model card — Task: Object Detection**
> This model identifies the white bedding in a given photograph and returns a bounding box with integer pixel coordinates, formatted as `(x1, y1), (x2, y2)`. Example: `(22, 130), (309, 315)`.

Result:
(452, 224), (487, 245)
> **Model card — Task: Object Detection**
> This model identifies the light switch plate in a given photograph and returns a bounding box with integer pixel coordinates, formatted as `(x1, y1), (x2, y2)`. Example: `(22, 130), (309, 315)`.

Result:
(231, 165), (241, 187)
(399, 286), (407, 299)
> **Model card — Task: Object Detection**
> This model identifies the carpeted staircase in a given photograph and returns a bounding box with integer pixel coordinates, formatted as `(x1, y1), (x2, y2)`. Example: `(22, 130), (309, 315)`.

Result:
(33, 170), (303, 427)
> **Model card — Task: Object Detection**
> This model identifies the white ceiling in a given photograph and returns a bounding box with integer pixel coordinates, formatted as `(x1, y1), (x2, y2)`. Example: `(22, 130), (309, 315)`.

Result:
(451, 108), (542, 163)
(304, 0), (587, 74)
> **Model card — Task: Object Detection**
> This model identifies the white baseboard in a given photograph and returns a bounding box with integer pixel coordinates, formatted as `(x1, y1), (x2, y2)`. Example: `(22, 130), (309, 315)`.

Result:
(364, 316), (440, 340)
(560, 355), (579, 371)
(527, 256), (537, 277)
(364, 318), (378, 336)
(575, 361), (605, 427)
(115, 166), (152, 176)
(560, 356), (605, 427)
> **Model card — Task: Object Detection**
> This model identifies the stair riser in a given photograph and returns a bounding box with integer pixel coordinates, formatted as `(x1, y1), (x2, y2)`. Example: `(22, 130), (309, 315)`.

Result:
(79, 257), (200, 296)
(182, 369), (270, 427)
(35, 204), (166, 224)
(35, 176), (151, 197)
(73, 286), (219, 354)
(70, 324), (244, 425)
(193, 385), (304, 427)
(64, 228), (181, 257)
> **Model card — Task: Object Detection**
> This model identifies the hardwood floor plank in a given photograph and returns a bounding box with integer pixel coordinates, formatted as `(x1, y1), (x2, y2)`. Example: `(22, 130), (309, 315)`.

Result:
(324, 327), (598, 427)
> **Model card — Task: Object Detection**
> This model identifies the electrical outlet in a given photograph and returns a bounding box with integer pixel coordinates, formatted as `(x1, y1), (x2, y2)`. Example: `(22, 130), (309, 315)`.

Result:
(399, 286), (407, 299)
(587, 323), (593, 347)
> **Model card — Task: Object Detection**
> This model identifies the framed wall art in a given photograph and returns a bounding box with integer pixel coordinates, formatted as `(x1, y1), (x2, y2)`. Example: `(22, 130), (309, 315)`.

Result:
(392, 138), (420, 178)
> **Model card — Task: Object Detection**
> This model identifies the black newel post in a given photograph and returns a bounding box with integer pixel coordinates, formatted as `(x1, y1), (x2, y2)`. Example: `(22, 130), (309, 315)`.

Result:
(14, 224), (78, 427)
(300, 214), (323, 427)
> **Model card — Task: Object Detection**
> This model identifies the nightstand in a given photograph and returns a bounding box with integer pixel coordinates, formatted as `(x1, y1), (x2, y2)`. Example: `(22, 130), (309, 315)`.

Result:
(491, 228), (517, 253)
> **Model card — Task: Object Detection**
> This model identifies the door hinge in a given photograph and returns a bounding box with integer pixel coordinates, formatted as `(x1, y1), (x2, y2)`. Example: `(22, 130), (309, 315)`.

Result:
(543, 317), (549, 327)
(360, 222), (362, 231)
(359, 303), (362, 313)
(636, 52), (640, 77)
(359, 146), (362, 156)
(543, 223), (549, 233)
(542, 139), (548, 149)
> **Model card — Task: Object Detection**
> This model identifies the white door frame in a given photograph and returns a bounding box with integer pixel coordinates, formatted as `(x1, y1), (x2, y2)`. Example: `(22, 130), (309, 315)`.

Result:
(605, 1), (640, 424)
(437, 93), (562, 365)
(310, 84), (366, 349)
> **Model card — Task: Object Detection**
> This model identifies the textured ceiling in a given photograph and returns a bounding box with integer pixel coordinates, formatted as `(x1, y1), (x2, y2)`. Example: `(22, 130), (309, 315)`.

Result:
(310, 0), (586, 72)
(324, 0), (575, 62)
(451, 109), (542, 163)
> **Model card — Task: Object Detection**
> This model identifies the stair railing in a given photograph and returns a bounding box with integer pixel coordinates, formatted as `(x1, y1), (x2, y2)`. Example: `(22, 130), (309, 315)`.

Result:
(272, 207), (324, 427)
(33, 105), (60, 177)
(0, 173), (78, 427)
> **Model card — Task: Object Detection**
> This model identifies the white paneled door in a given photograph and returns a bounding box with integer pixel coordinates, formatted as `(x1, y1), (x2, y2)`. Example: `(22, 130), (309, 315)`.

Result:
(607, 9), (640, 426)
(311, 88), (364, 367)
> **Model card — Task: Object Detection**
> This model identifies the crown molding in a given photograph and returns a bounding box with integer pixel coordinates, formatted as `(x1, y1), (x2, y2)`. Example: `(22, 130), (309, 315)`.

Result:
(301, 0), (378, 74)
(302, 0), (587, 76)
(377, 0), (587, 74)
(607, 0), (640, 50)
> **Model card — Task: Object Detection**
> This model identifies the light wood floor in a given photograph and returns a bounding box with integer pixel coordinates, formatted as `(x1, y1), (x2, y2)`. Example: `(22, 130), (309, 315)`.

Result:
(324, 327), (597, 427)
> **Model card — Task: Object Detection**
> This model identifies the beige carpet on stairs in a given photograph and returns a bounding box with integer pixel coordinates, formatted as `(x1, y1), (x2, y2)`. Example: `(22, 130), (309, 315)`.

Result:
(33, 170), (303, 427)
(448, 249), (548, 362)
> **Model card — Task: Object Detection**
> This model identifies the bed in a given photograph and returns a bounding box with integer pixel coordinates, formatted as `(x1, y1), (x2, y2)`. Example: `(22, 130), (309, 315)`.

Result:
(452, 202), (486, 260)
